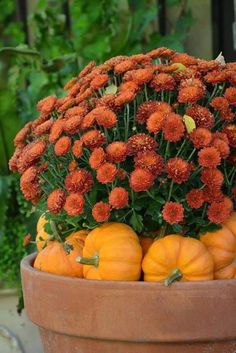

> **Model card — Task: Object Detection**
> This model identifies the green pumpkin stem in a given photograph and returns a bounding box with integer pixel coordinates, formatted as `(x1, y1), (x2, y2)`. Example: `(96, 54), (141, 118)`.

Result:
(164, 268), (183, 286)
(76, 255), (99, 267)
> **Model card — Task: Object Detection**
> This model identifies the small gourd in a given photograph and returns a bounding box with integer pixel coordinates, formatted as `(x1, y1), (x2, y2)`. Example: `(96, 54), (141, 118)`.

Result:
(142, 234), (214, 285)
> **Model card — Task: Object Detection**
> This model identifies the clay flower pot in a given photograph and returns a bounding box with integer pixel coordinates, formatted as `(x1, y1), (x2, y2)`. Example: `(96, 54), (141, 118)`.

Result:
(21, 254), (236, 353)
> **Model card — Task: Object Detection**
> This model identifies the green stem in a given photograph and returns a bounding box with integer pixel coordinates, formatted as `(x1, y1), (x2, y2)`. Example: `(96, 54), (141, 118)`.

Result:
(50, 220), (63, 243)
(144, 84), (148, 101)
(176, 139), (187, 157)
(165, 141), (170, 161)
(76, 255), (99, 267)
(187, 148), (196, 161)
(207, 84), (218, 105)
(167, 180), (174, 201)
(164, 268), (183, 286)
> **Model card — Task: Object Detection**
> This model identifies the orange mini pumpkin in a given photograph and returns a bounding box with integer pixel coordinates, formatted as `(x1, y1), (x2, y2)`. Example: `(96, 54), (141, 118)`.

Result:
(34, 230), (89, 277)
(77, 222), (142, 281)
(142, 234), (214, 285)
(201, 226), (236, 279)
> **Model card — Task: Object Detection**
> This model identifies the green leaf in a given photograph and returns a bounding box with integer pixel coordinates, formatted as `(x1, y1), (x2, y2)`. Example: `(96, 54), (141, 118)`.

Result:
(129, 212), (143, 233)
(172, 224), (183, 233)
(183, 115), (196, 133)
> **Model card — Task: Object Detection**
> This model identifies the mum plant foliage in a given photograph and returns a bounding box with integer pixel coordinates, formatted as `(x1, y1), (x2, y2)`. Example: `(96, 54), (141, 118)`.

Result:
(9, 48), (236, 239)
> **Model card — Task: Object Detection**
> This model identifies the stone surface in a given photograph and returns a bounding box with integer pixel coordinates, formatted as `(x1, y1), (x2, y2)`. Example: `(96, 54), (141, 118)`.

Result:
(0, 289), (43, 353)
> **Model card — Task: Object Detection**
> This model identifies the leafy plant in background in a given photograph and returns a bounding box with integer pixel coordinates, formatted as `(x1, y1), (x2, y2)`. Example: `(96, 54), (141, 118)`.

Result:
(0, 0), (193, 288)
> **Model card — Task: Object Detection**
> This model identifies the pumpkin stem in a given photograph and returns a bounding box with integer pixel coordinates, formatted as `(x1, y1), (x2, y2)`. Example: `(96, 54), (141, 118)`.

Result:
(76, 255), (99, 267)
(164, 268), (183, 286)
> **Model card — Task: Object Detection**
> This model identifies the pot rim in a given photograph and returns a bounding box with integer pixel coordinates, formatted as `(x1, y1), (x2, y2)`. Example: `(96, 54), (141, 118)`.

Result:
(22, 253), (236, 288)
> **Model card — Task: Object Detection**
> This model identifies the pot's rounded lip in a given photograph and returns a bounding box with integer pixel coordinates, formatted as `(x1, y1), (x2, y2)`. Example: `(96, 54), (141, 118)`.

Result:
(21, 253), (236, 289)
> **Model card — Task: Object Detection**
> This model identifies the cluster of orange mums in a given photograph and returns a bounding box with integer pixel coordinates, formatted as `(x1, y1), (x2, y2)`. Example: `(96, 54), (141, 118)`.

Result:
(9, 47), (236, 231)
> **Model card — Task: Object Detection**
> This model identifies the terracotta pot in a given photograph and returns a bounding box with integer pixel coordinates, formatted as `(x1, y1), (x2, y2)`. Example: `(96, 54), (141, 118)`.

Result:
(21, 254), (236, 353)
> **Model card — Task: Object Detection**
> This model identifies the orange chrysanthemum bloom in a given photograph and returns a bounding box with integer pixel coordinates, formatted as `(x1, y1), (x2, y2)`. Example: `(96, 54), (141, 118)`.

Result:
(68, 82), (82, 97)
(104, 55), (128, 68)
(33, 119), (53, 136)
(129, 168), (154, 192)
(224, 87), (236, 104)
(207, 199), (232, 224)
(106, 142), (127, 163)
(203, 187), (224, 203)
(210, 97), (229, 111)
(79, 60), (96, 78)
(165, 157), (190, 184)
(95, 107), (117, 128)
(223, 124), (236, 148)
(72, 140), (83, 158)
(134, 151), (164, 177)
(147, 47), (175, 59)
(64, 105), (89, 119)
(96, 94), (116, 110)
(90, 73), (109, 90)
(220, 108), (234, 121)
(150, 73), (175, 92)
(136, 101), (172, 124)
(146, 111), (166, 134)
(200, 168), (224, 189)
(65, 169), (93, 194)
(68, 160), (78, 171)
(114, 59), (136, 74)
(162, 201), (184, 224)
(119, 81), (139, 93)
(54, 136), (71, 156)
(204, 70), (227, 84)
(89, 147), (106, 169)
(49, 119), (65, 143)
(17, 140), (47, 173)
(212, 138), (230, 158)
(64, 193), (85, 216)
(198, 147), (221, 168)
(186, 189), (204, 209)
(114, 91), (136, 107)
(109, 187), (129, 209)
(9, 147), (23, 172)
(14, 122), (32, 147)
(189, 128), (212, 149)
(57, 97), (76, 113)
(197, 60), (220, 72)
(117, 168), (127, 180)
(20, 166), (40, 201)
(92, 201), (111, 222)
(130, 68), (154, 85)
(178, 85), (205, 104)
(186, 105), (214, 129)
(47, 189), (66, 214)
(162, 113), (185, 142)
(96, 163), (117, 184)
(36, 96), (56, 115)
(81, 130), (106, 150)
(64, 116), (83, 135)
(130, 53), (152, 63)
(64, 77), (78, 90)
(171, 53), (197, 66)
(127, 133), (157, 155)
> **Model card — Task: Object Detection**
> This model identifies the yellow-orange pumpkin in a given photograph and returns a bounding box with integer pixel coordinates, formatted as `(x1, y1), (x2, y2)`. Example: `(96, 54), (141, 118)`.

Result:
(201, 226), (236, 279)
(224, 212), (236, 238)
(142, 234), (214, 284)
(77, 223), (142, 281)
(34, 230), (89, 277)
